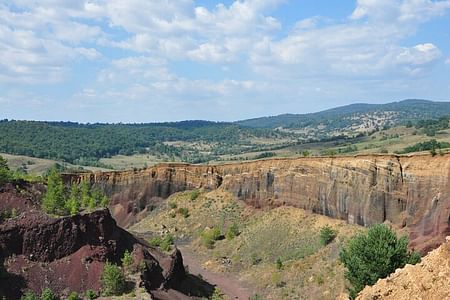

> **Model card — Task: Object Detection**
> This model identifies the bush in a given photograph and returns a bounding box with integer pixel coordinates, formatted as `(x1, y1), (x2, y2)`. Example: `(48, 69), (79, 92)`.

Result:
(210, 287), (225, 300)
(101, 262), (126, 296)
(319, 225), (337, 245)
(276, 257), (283, 270)
(225, 223), (240, 240)
(190, 189), (200, 201)
(21, 291), (38, 300)
(149, 236), (162, 247)
(340, 224), (421, 298)
(168, 201), (177, 209)
(177, 207), (189, 218)
(67, 292), (79, 300)
(160, 234), (174, 252)
(84, 290), (97, 300)
(121, 250), (134, 268)
(40, 288), (57, 300)
(201, 227), (221, 249)
(148, 234), (174, 251)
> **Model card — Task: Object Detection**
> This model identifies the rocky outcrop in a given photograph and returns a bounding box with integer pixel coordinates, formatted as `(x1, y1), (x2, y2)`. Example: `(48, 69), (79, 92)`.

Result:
(68, 154), (450, 253)
(356, 236), (450, 300)
(0, 184), (189, 299)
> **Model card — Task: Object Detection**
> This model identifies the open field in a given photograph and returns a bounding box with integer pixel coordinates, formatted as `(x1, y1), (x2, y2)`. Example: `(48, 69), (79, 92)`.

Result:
(1, 153), (112, 175)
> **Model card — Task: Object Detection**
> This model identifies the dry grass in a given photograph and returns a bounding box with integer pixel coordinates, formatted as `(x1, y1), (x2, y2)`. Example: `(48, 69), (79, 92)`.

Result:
(0, 153), (110, 174)
(131, 189), (364, 300)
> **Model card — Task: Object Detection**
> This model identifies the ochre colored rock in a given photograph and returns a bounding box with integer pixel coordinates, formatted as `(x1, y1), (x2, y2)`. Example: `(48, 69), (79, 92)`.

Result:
(356, 236), (450, 300)
(67, 154), (450, 253)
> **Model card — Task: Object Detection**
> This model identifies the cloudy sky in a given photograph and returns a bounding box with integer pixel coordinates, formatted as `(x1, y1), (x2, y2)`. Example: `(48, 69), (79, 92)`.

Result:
(1, 0), (450, 122)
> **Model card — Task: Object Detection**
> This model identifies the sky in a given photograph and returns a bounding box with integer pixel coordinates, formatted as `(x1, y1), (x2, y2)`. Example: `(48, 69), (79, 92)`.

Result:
(1, 0), (450, 123)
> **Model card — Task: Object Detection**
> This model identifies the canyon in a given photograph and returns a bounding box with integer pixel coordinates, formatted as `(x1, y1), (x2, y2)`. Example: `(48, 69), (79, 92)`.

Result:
(68, 154), (450, 254)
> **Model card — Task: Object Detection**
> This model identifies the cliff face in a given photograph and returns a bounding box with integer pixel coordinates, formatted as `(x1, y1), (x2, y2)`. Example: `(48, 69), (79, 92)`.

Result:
(69, 154), (450, 253)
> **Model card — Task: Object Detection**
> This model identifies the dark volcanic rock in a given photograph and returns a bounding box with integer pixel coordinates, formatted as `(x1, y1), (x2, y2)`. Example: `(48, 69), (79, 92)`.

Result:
(0, 189), (188, 299)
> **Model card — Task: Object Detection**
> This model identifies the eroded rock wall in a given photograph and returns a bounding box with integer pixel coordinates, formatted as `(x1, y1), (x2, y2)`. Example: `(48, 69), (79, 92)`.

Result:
(68, 154), (450, 253)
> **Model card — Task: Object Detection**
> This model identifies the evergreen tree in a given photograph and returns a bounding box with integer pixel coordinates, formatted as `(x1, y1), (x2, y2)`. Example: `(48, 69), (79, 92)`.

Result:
(0, 155), (11, 185)
(42, 168), (66, 215)
(65, 183), (80, 216)
(101, 262), (125, 296)
(80, 181), (91, 208)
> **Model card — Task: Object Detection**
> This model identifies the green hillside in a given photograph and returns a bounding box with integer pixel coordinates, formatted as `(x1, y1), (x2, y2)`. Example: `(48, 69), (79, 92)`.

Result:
(236, 99), (450, 129)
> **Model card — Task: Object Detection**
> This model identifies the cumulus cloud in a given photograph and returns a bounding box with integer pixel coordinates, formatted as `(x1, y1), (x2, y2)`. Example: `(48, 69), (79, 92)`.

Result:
(0, 0), (449, 121)
(250, 0), (449, 79)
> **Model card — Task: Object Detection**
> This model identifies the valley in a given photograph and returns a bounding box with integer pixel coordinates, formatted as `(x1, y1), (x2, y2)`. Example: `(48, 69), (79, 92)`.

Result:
(1, 100), (450, 299)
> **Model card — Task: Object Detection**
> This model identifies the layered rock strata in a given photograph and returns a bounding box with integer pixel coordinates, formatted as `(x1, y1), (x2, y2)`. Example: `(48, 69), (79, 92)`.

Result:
(68, 154), (450, 253)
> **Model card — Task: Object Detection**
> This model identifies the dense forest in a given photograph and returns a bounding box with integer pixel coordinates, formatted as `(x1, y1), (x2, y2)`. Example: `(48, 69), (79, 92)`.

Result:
(0, 120), (291, 165)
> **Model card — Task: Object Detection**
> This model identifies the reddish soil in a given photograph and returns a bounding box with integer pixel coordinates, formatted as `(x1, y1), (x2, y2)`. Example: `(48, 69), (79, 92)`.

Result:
(0, 182), (201, 299)
(179, 245), (253, 300)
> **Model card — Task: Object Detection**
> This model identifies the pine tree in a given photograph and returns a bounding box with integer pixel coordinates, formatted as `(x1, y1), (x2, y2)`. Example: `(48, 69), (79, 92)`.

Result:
(66, 183), (80, 216)
(0, 155), (11, 185)
(42, 168), (66, 215)
(80, 181), (91, 208)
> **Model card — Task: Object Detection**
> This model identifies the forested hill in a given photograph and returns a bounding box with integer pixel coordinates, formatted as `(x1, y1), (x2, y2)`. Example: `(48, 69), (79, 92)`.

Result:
(236, 99), (450, 129)
(0, 120), (287, 165)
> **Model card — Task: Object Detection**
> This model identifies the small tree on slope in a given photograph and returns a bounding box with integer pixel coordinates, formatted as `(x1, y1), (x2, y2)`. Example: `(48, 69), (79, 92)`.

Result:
(339, 224), (421, 299)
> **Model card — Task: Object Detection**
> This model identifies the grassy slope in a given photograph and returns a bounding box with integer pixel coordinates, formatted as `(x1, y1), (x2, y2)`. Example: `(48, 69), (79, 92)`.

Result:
(131, 190), (364, 300)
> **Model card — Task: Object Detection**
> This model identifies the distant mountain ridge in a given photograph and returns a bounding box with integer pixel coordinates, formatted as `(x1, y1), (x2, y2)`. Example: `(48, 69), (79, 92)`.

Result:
(236, 99), (450, 129)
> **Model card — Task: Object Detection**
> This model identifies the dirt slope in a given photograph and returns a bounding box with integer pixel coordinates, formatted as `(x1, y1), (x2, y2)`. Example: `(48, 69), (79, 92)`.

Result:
(356, 236), (450, 300)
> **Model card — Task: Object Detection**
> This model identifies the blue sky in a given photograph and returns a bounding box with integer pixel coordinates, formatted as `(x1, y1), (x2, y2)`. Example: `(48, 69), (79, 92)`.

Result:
(1, 0), (450, 123)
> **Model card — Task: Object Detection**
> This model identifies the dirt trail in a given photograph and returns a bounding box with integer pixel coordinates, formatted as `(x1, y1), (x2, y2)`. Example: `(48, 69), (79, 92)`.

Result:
(178, 245), (253, 300)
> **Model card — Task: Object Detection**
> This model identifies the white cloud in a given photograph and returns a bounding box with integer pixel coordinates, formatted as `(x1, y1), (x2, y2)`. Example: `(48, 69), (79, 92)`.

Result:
(351, 0), (450, 22)
(1, 0), (449, 121)
(445, 58), (450, 65)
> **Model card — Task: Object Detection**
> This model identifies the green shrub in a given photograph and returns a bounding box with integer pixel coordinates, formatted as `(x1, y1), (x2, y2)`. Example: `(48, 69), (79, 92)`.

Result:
(121, 250), (134, 268)
(225, 223), (240, 240)
(160, 234), (174, 252)
(201, 227), (221, 249)
(101, 262), (126, 296)
(190, 189), (200, 201)
(251, 253), (262, 265)
(40, 288), (56, 300)
(21, 291), (38, 300)
(319, 225), (337, 245)
(149, 236), (162, 247)
(249, 294), (263, 300)
(67, 292), (79, 300)
(276, 257), (283, 270)
(168, 201), (177, 209)
(149, 235), (174, 251)
(340, 224), (421, 299)
(177, 207), (189, 218)
(210, 287), (225, 300)
(84, 290), (97, 300)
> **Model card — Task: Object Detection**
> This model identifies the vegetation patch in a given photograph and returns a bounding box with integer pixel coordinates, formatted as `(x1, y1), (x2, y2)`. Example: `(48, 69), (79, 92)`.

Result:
(340, 224), (421, 299)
